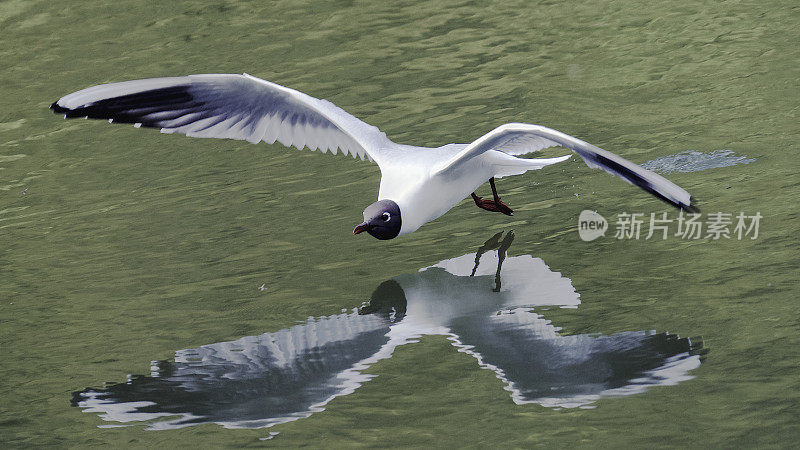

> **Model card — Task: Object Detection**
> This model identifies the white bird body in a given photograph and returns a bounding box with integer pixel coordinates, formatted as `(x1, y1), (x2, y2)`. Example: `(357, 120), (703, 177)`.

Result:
(379, 144), (570, 235)
(51, 73), (694, 239)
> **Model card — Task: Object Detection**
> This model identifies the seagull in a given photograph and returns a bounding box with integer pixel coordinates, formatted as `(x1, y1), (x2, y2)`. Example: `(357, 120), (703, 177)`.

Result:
(51, 73), (695, 240)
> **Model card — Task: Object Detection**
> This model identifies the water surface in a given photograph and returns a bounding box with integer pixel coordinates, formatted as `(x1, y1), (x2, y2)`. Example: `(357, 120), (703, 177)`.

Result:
(72, 232), (702, 429)
(2, 0), (798, 447)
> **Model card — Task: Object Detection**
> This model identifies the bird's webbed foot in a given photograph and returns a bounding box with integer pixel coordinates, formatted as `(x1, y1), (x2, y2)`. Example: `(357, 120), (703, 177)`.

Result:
(471, 192), (514, 216)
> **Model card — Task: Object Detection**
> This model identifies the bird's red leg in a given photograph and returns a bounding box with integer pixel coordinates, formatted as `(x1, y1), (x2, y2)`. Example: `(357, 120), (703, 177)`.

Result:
(471, 177), (514, 216)
(489, 178), (514, 215)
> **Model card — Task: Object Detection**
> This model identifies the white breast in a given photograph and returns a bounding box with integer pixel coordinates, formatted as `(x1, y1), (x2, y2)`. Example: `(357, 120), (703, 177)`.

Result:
(378, 146), (494, 236)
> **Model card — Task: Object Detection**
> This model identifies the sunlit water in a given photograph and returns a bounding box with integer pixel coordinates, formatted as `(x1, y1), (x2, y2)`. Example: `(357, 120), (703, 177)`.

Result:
(2, 0), (798, 447)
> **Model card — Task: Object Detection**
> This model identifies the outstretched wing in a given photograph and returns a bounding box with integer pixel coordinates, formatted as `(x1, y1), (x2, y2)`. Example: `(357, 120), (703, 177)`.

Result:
(433, 123), (694, 210)
(448, 310), (702, 408)
(72, 312), (394, 429)
(51, 73), (394, 165)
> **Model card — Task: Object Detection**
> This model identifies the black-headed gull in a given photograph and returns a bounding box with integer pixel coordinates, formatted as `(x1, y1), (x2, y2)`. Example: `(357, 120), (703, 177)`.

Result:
(51, 73), (695, 240)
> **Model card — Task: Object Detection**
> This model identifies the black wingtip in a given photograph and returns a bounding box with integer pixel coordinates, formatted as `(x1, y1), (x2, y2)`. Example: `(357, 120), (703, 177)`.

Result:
(580, 151), (700, 214)
(48, 85), (198, 125)
(682, 197), (700, 214)
(50, 101), (68, 114)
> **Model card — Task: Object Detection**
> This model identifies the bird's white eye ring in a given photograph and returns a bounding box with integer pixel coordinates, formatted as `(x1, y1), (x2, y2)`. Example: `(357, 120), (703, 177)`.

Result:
(382, 212), (391, 221)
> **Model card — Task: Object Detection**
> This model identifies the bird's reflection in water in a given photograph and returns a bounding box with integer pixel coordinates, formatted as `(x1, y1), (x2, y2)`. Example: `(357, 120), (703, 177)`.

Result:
(73, 231), (704, 430)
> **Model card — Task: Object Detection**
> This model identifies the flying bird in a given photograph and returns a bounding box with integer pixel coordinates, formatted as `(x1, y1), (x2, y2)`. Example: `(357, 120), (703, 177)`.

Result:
(51, 73), (695, 240)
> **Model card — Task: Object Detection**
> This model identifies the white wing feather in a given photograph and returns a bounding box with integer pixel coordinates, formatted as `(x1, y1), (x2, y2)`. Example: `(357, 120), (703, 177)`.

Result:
(52, 73), (394, 167)
(434, 123), (694, 209)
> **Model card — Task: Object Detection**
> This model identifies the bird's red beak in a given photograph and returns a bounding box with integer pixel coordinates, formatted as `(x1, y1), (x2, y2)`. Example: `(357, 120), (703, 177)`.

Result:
(353, 222), (372, 235)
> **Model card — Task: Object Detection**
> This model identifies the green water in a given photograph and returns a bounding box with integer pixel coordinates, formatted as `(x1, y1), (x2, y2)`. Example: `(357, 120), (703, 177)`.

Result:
(2, 0), (798, 447)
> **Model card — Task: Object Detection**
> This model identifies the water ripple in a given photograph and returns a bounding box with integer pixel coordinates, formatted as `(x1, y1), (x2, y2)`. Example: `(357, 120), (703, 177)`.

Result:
(71, 232), (703, 430)
(641, 149), (755, 174)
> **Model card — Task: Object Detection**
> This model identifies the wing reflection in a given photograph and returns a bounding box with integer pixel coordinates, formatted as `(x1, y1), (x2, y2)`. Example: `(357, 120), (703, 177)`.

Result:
(74, 313), (395, 429)
(73, 231), (704, 429)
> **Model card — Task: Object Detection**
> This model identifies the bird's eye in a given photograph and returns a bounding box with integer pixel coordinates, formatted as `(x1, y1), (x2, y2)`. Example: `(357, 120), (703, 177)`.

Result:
(382, 212), (391, 221)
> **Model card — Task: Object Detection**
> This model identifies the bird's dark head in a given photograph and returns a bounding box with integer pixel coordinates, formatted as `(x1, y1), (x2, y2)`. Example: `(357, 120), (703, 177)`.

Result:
(353, 199), (401, 240)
